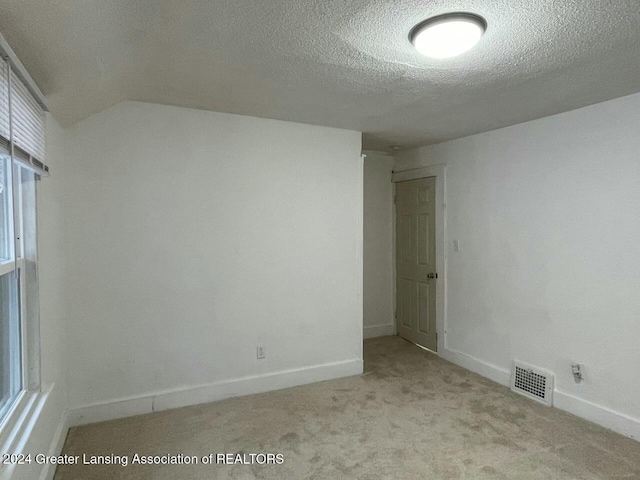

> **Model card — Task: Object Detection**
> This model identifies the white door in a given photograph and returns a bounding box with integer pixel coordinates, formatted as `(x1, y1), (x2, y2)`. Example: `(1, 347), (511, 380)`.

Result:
(395, 177), (437, 350)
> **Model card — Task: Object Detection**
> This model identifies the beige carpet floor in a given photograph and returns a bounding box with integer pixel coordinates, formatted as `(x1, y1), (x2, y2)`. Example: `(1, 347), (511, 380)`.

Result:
(54, 337), (640, 479)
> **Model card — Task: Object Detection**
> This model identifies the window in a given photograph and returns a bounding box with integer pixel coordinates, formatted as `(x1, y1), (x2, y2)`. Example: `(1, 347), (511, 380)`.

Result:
(0, 148), (39, 425)
(0, 155), (22, 421)
(0, 38), (49, 429)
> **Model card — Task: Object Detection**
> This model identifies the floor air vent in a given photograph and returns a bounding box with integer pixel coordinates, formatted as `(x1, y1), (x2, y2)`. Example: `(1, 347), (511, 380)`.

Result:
(510, 360), (554, 406)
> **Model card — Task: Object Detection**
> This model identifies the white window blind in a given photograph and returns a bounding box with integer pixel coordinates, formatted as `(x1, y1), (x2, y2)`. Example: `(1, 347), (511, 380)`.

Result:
(10, 69), (47, 174)
(0, 32), (50, 177)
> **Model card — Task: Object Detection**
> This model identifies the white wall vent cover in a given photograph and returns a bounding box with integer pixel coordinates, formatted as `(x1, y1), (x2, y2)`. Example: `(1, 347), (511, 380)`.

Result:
(510, 360), (554, 406)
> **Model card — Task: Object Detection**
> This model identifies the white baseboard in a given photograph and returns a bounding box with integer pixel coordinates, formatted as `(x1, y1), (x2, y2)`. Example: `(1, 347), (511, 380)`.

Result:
(68, 358), (363, 427)
(442, 347), (511, 386)
(554, 390), (640, 440)
(363, 324), (394, 339)
(68, 396), (152, 427)
(441, 347), (639, 442)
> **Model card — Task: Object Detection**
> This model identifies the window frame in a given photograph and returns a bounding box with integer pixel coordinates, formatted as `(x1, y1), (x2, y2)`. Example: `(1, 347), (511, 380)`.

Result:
(0, 155), (21, 423)
(0, 159), (41, 449)
(0, 31), (47, 456)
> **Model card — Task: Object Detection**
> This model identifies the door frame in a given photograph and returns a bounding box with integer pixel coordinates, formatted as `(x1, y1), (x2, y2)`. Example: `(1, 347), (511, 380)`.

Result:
(392, 165), (446, 354)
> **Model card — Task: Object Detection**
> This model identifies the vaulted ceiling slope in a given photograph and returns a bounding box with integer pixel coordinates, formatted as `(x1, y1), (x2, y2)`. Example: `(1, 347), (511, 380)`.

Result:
(2, 0), (640, 150)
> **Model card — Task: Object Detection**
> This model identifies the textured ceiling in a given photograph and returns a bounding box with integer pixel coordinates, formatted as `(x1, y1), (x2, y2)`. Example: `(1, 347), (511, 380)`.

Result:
(1, 0), (640, 150)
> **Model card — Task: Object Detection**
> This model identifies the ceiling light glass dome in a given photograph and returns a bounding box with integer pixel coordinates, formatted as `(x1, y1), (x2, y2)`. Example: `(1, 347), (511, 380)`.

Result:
(410, 13), (486, 59)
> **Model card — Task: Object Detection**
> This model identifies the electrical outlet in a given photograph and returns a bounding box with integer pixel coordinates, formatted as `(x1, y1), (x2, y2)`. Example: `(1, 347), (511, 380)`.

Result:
(257, 346), (266, 359)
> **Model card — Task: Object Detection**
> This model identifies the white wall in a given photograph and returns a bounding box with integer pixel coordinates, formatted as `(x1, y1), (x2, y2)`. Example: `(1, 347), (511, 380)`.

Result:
(57, 102), (363, 421)
(363, 153), (394, 339)
(395, 92), (640, 439)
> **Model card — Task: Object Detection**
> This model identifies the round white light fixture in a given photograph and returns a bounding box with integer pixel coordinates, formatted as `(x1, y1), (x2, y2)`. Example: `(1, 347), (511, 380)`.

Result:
(410, 13), (486, 59)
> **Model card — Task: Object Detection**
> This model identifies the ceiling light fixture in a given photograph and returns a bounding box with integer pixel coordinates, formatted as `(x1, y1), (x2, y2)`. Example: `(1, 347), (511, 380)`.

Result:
(410, 13), (486, 59)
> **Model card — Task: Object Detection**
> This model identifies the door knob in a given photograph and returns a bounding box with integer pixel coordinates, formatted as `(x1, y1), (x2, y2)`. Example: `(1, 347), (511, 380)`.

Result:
(427, 273), (438, 279)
